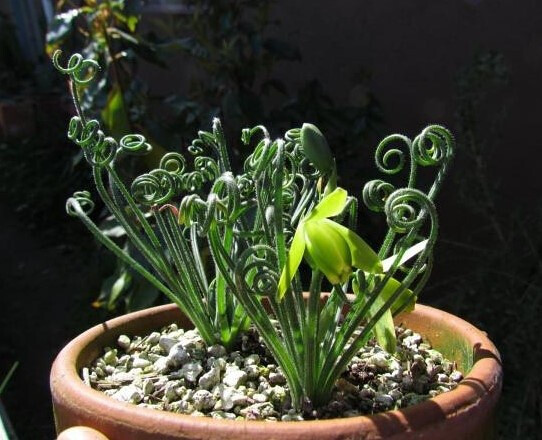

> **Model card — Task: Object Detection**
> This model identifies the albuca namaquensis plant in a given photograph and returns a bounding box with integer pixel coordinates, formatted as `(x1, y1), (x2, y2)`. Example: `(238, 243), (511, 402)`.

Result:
(53, 51), (454, 409)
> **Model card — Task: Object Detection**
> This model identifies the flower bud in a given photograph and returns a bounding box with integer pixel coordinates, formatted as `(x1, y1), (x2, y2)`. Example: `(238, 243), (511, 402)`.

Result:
(301, 123), (334, 174)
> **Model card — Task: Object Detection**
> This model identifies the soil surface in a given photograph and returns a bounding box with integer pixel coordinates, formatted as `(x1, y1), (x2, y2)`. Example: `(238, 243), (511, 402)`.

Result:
(0, 200), (105, 439)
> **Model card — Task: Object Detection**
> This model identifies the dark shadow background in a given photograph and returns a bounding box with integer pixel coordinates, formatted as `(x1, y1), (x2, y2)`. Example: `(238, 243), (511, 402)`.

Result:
(0, 0), (541, 438)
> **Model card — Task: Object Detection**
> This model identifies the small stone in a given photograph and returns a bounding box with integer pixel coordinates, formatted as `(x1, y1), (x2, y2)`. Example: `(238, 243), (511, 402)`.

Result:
(269, 386), (287, 405)
(401, 375), (413, 390)
(118, 355), (130, 365)
(142, 379), (154, 395)
(413, 376), (429, 394)
(117, 335), (131, 350)
(180, 361), (203, 382)
(111, 371), (135, 383)
(404, 333), (422, 347)
(159, 336), (178, 352)
(165, 382), (179, 401)
(178, 330), (204, 351)
(192, 390), (216, 411)
(103, 349), (118, 366)
(436, 373), (449, 383)
(213, 358), (227, 371)
(112, 385), (143, 403)
(269, 372), (286, 385)
(252, 393), (268, 403)
(169, 400), (192, 413)
(132, 357), (151, 369)
(244, 364), (259, 379)
(244, 354), (260, 366)
(369, 352), (389, 369)
(336, 378), (359, 394)
(198, 366), (221, 390)
(281, 412), (304, 421)
(153, 356), (169, 374)
(359, 387), (375, 398)
(223, 366), (248, 388)
(450, 370), (463, 382)
(219, 385), (249, 410)
(375, 393), (394, 407)
(389, 389), (402, 400)
(240, 402), (277, 420)
(167, 343), (191, 368)
(207, 344), (227, 358)
(210, 411), (237, 420)
(147, 331), (161, 345)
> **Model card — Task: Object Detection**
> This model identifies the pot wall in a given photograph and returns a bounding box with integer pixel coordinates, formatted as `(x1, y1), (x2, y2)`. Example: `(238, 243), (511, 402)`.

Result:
(51, 303), (502, 440)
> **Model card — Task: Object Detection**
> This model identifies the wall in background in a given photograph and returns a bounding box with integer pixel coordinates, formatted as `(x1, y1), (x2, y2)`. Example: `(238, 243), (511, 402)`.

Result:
(271, 0), (542, 202)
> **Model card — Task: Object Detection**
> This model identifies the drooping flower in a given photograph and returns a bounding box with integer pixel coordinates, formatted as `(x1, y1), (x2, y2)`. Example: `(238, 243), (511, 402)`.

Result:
(278, 187), (382, 298)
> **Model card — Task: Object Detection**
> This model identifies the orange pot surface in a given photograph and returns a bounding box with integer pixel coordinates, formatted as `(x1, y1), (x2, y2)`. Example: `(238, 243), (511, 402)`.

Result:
(51, 303), (502, 440)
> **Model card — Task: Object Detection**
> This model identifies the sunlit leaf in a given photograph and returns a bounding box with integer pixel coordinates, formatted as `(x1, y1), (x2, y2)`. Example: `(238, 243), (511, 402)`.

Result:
(101, 85), (130, 138)
(307, 187), (347, 221)
(331, 221), (382, 273)
(377, 275), (416, 314)
(369, 295), (397, 353)
(278, 223), (306, 299)
(382, 239), (428, 272)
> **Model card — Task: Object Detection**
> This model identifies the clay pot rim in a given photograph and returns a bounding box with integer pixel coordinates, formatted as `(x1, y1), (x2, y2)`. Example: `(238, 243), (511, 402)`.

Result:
(51, 302), (502, 435)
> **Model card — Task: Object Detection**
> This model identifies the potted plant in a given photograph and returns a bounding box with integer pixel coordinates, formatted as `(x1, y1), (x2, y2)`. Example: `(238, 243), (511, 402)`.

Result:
(50, 52), (502, 440)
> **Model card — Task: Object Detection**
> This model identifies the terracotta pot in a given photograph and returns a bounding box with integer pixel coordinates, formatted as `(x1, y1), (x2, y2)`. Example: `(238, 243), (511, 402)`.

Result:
(51, 303), (502, 440)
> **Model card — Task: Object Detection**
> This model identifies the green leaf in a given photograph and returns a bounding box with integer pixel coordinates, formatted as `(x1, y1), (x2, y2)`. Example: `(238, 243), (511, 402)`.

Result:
(369, 295), (397, 353)
(278, 222), (306, 299)
(353, 274), (397, 354)
(126, 16), (138, 32)
(377, 275), (416, 314)
(108, 270), (131, 310)
(331, 221), (383, 273)
(366, 276), (417, 353)
(307, 187), (347, 221)
(101, 85), (130, 138)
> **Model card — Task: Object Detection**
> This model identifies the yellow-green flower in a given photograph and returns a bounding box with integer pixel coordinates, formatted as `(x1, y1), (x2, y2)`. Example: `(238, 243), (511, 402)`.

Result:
(278, 187), (383, 298)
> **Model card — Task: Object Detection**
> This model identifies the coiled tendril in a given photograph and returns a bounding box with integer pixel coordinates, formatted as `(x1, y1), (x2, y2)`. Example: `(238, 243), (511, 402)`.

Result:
(66, 191), (95, 217)
(412, 124), (454, 167)
(118, 134), (152, 155)
(384, 188), (436, 235)
(235, 245), (279, 298)
(131, 169), (176, 205)
(52, 50), (100, 85)
(362, 179), (396, 212)
(67, 117), (117, 167)
(375, 134), (412, 175)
